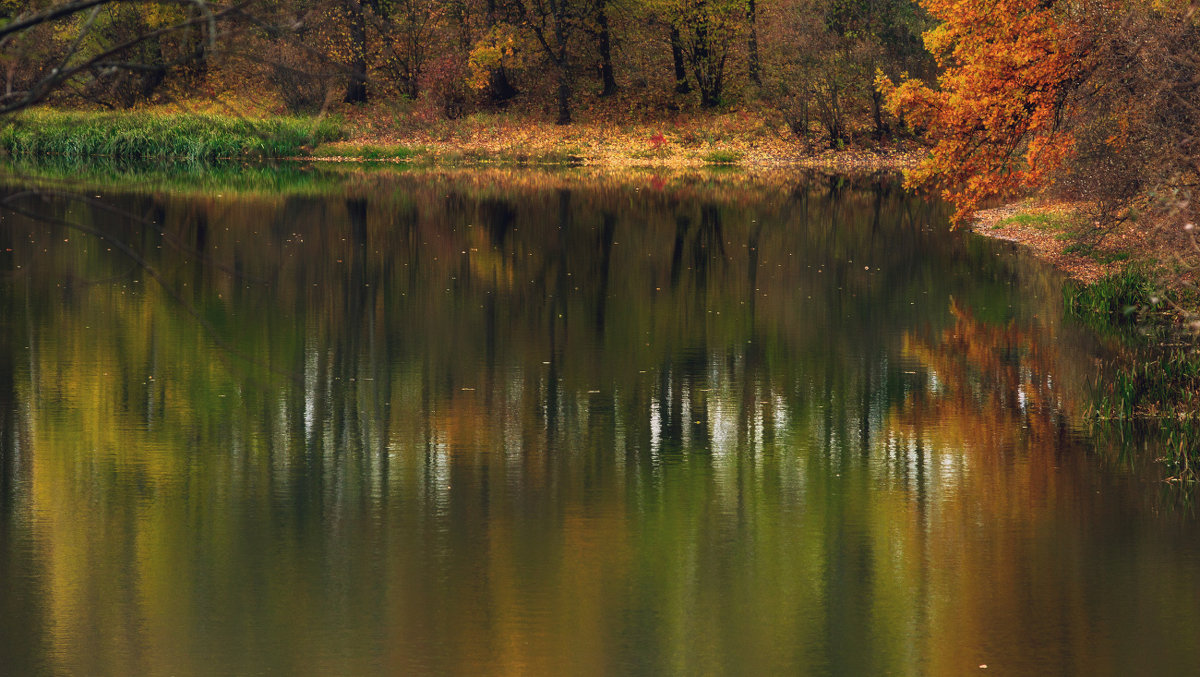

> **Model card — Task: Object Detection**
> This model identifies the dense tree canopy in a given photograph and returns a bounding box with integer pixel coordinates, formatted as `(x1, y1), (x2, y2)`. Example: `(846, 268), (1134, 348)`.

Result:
(883, 0), (1199, 227)
(0, 0), (934, 141)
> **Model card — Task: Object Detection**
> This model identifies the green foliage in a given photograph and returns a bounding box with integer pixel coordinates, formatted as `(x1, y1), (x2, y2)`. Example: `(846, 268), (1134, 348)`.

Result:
(702, 149), (742, 164)
(1068, 267), (1200, 481)
(0, 110), (344, 161)
(1064, 268), (1158, 325)
(999, 212), (1071, 231)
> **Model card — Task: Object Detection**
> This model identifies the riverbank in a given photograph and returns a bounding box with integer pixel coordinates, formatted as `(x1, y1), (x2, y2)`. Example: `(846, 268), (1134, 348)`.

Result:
(972, 200), (1200, 481)
(309, 108), (924, 169)
(971, 199), (1199, 310)
(0, 108), (923, 169)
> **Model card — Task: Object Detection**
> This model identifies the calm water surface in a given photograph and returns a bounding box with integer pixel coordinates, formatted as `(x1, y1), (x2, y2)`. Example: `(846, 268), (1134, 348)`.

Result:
(0, 169), (1198, 675)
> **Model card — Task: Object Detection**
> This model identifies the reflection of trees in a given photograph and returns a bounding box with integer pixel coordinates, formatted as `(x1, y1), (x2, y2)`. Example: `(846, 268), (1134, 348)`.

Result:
(895, 298), (1071, 456)
(876, 298), (1200, 676)
(2, 175), (1198, 674)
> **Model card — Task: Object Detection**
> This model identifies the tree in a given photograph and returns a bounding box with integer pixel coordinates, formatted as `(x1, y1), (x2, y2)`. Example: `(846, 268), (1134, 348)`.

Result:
(0, 0), (228, 113)
(342, 0), (369, 102)
(661, 0), (742, 107)
(825, 0), (929, 140)
(590, 0), (617, 95)
(515, 0), (585, 123)
(878, 0), (1086, 222)
(374, 0), (440, 99)
(746, 0), (759, 86)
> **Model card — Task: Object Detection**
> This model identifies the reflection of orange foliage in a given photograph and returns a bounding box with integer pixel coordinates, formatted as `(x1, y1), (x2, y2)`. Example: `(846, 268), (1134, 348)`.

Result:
(896, 297), (1064, 448)
(889, 298), (1101, 675)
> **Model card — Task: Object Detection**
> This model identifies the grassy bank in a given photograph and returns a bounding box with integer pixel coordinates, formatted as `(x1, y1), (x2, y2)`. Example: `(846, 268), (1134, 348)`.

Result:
(0, 110), (343, 162)
(0, 107), (921, 169)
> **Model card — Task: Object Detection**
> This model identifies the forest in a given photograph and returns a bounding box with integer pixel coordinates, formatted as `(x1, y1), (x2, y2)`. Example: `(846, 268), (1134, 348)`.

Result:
(1, 0), (932, 144)
(0, 1), (1196, 227)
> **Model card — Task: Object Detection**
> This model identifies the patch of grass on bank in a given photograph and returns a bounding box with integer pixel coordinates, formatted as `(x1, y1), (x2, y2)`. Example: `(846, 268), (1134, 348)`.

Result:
(0, 110), (343, 161)
(703, 149), (743, 165)
(999, 211), (1073, 231)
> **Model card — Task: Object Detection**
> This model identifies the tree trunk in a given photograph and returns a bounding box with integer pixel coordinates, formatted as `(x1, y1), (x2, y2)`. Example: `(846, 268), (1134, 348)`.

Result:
(747, 0), (760, 86)
(343, 0), (369, 104)
(690, 1), (723, 108)
(556, 61), (572, 124)
(670, 25), (690, 94)
(871, 88), (889, 141)
(553, 2), (572, 124)
(484, 0), (518, 103)
(826, 87), (844, 148)
(596, 0), (617, 96)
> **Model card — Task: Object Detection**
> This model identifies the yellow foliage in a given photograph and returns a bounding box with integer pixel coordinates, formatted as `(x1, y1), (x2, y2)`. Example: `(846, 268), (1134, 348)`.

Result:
(467, 26), (522, 92)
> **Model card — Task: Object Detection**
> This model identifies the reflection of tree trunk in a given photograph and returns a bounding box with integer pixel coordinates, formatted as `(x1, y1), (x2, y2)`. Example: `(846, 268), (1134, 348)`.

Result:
(545, 192), (571, 440)
(747, 221), (760, 318)
(747, 0), (760, 86)
(0, 322), (15, 511)
(694, 204), (724, 293)
(192, 210), (208, 294)
(0, 318), (38, 676)
(343, 0), (369, 104)
(596, 0), (617, 96)
(670, 26), (690, 94)
(859, 363), (871, 458)
(741, 222), (762, 453)
(594, 212), (615, 337)
(670, 213), (689, 289)
(658, 366), (683, 455)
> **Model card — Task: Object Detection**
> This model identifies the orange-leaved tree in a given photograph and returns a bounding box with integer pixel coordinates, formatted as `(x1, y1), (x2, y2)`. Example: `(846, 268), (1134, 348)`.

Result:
(878, 0), (1091, 224)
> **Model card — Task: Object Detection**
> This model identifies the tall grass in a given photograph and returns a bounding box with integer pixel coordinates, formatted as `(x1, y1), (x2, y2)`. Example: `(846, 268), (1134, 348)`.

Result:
(1064, 267), (1158, 325)
(0, 110), (343, 162)
(1069, 268), (1200, 482)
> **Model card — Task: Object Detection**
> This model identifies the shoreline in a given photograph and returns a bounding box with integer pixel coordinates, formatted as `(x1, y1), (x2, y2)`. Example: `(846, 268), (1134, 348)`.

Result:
(972, 199), (1200, 481)
(968, 202), (1121, 284)
(298, 149), (923, 170)
(0, 107), (925, 170)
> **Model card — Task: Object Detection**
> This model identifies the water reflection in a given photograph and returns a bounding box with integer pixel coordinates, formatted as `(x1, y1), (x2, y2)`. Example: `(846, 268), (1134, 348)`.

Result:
(0, 170), (1198, 675)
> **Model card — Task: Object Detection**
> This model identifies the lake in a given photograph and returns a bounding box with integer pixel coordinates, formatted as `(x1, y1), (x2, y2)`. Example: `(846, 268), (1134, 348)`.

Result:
(0, 166), (1198, 675)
